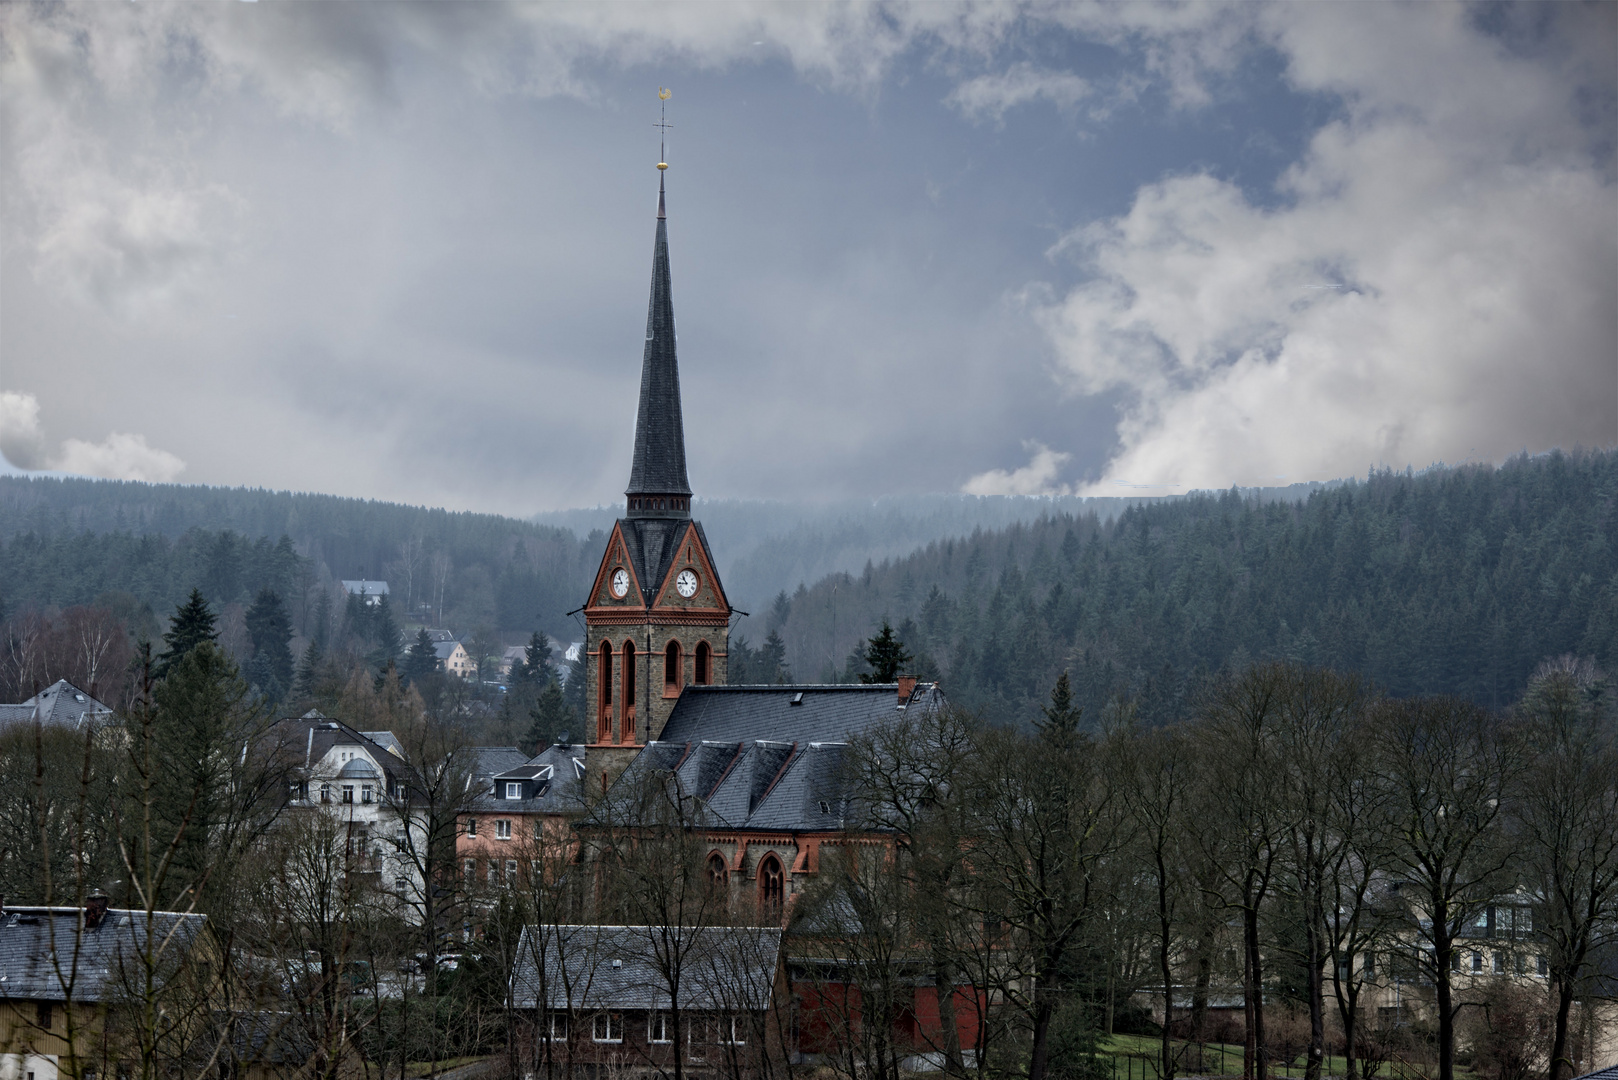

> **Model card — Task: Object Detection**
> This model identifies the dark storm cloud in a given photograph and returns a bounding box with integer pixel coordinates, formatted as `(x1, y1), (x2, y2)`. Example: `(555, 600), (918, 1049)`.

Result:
(0, 2), (1611, 509)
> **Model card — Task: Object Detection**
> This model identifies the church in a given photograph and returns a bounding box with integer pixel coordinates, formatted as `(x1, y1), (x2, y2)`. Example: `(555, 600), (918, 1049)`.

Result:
(575, 159), (943, 924)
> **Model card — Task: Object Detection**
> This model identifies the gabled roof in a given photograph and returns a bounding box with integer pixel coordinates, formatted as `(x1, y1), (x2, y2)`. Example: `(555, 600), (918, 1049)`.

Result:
(597, 683), (941, 833)
(432, 641), (465, 660)
(0, 679), (115, 730)
(274, 714), (419, 793)
(0, 906), (206, 1002)
(466, 744), (587, 815)
(510, 924), (781, 1012)
(625, 176), (691, 505)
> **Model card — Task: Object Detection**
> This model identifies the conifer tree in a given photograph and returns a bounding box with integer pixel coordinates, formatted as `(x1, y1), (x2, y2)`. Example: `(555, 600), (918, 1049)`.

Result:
(524, 678), (572, 752)
(294, 636), (323, 700)
(245, 588), (294, 694)
(156, 588), (217, 678)
(1037, 671), (1082, 746)
(515, 630), (553, 686)
(761, 629), (791, 684)
(859, 620), (912, 684)
(403, 628), (438, 687)
(368, 595), (402, 670)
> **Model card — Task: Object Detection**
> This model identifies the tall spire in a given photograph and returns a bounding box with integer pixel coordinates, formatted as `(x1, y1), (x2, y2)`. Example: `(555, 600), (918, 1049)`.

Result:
(625, 112), (691, 519)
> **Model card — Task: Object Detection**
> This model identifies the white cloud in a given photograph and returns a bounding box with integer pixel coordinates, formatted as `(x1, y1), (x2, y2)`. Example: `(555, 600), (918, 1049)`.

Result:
(963, 441), (1072, 496)
(55, 432), (186, 483)
(947, 62), (1090, 123)
(1036, 4), (1617, 493)
(0, 391), (185, 482)
(0, 392), (48, 471)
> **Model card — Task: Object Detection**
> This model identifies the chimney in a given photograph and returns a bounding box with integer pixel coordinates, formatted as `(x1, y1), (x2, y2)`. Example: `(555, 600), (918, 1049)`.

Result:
(84, 896), (109, 930)
(897, 675), (918, 706)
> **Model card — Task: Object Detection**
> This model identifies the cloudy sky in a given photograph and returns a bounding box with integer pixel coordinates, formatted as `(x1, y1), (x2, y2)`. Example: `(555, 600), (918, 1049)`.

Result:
(1, 2), (1613, 515)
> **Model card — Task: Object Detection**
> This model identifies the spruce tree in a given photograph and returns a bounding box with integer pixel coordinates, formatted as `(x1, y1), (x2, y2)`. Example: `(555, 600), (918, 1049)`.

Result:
(403, 628), (438, 687)
(524, 678), (571, 753)
(368, 595), (402, 671)
(516, 631), (554, 686)
(157, 588), (217, 679)
(761, 629), (791, 684)
(859, 620), (913, 684)
(1037, 670), (1082, 747)
(245, 588), (294, 695)
(294, 637), (323, 700)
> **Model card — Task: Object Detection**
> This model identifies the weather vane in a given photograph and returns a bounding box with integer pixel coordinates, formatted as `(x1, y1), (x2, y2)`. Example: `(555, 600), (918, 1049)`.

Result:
(656, 87), (672, 170)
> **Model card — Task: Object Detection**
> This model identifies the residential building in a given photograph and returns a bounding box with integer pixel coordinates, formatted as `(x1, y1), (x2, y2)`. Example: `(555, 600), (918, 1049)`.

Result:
(457, 742), (586, 892)
(509, 924), (786, 1078)
(339, 580), (390, 606)
(0, 900), (210, 1080)
(0, 680), (115, 731)
(434, 640), (474, 679)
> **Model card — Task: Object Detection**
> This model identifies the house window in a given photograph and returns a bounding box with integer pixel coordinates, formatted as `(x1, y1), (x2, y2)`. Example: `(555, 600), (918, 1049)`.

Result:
(505, 860), (517, 885)
(466, 818), (477, 838)
(1537, 955), (1549, 977)
(463, 860), (475, 882)
(37, 1002), (53, 1029)
(547, 1013), (569, 1042)
(496, 819), (512, 840)
(320, 783), (331, 803)
(1517, 908), (1533, 935)
(506, 782), (521, 800)
(1515, 953), (1527, 975)
(723, 1016), (747, 1045)
(395, 878), (408, 893)
(592, 1013), (623, 1043)
(342, 785), (354, 804)
(362, 785), (373, 803)
(1472, 952), (1483, 973)
(1475, 910), (1489, 931)
(488, 862), (498, 884)
(688, 1019), (711, 1062)
(1493, 952), (1506, 975)
(649, 1012), (672, 1043)
(695, 641), (711, 685)
(758, 854), (784, 920)
(1363, 952), (1375, 977)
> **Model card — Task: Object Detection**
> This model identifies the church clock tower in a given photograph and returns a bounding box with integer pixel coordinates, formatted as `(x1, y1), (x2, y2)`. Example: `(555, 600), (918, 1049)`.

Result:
(582, 163), (730, 789)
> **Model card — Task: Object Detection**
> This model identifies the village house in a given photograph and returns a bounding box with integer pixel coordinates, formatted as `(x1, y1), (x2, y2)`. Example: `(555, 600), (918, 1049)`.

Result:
(457, 742), (587, 892)
(434, 640), (474, 679)
(509, 924), (786, 1078)
(0, 900), (211, 1080)
(0, 681), (115, 732)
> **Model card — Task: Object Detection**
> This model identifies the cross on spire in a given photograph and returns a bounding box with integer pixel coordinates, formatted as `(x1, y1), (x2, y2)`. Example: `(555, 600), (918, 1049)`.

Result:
(655, 88), (673, 169)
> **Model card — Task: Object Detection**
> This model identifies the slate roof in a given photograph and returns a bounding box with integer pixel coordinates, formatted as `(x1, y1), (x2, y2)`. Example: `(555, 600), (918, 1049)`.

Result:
(626, 176), (691, 506)
(0, 680), (115, 730)
(617, 518), (725, 609)
(433, 641), (466, 661)
(466, 743), (587, 815)
(275, 713), (420, 796)
(510, 925), (782, 1012)
(1572, 1068), (1618, 1080)
(597, 683), (941, 833)
(0, 906), (206, 1002)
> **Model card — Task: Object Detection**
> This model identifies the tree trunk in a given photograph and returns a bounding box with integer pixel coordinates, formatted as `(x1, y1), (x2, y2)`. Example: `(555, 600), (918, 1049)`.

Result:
(932, 951), (964, 1076)
(1160, 857), (1176, 1080)
(1549, 979), (1575, 1080)
(1245, 904), (1268, 1080)
(1028, 975), (1055, 1080)
(1305, 928), (1325, 1080)
(1434, 937), (1455, 1080)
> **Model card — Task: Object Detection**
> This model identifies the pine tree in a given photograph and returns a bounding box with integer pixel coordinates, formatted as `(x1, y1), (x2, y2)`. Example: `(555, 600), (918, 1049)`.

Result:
(516, 631), (554, 686)
(245, 588), (294, 697)
(1037, 670), (1082, 747)
(157, 588), (217, 679)
(859, 620), (913, 684)
(294, 637), (323, 700)
(368, 595), (402, 670)
(524, 678), (573, 752)
(761, 629), (791, 684)
(403, 628), (438, 687)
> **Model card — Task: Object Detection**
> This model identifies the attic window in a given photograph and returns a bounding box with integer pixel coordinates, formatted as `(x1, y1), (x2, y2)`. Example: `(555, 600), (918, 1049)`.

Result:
(791, 692), (804, 706)
(819, 800), (831, 815)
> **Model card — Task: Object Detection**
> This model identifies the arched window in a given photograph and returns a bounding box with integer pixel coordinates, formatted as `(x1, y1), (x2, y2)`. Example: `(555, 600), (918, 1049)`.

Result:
(621, 640), (636, 742)
(597, 641), (613, 743)
(665, 640), (682, 692)
(758, 855), (784, 922)
(707, 852), (729, 893)
(695, 641), (711, 686)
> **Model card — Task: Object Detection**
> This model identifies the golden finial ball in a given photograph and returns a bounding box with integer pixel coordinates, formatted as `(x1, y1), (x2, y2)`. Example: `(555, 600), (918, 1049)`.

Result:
(658, 162), (668, 170)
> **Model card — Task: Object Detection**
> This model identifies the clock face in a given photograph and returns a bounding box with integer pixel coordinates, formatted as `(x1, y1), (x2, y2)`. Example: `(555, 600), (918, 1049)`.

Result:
(610, 568), (630, 598)
(675, 569), (699, 598)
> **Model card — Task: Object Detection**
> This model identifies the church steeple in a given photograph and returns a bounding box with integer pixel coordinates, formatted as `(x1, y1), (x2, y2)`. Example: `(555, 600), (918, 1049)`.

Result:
(625, 169), (692, 520)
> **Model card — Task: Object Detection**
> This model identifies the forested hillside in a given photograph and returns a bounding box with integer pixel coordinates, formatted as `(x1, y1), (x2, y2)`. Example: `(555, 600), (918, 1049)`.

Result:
(0, 477), (598, 642)
(764, 451), (1617, 727)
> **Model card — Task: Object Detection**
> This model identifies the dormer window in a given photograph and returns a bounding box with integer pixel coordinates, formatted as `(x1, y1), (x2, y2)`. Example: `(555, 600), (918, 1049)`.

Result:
(505, 782), (521, 800)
